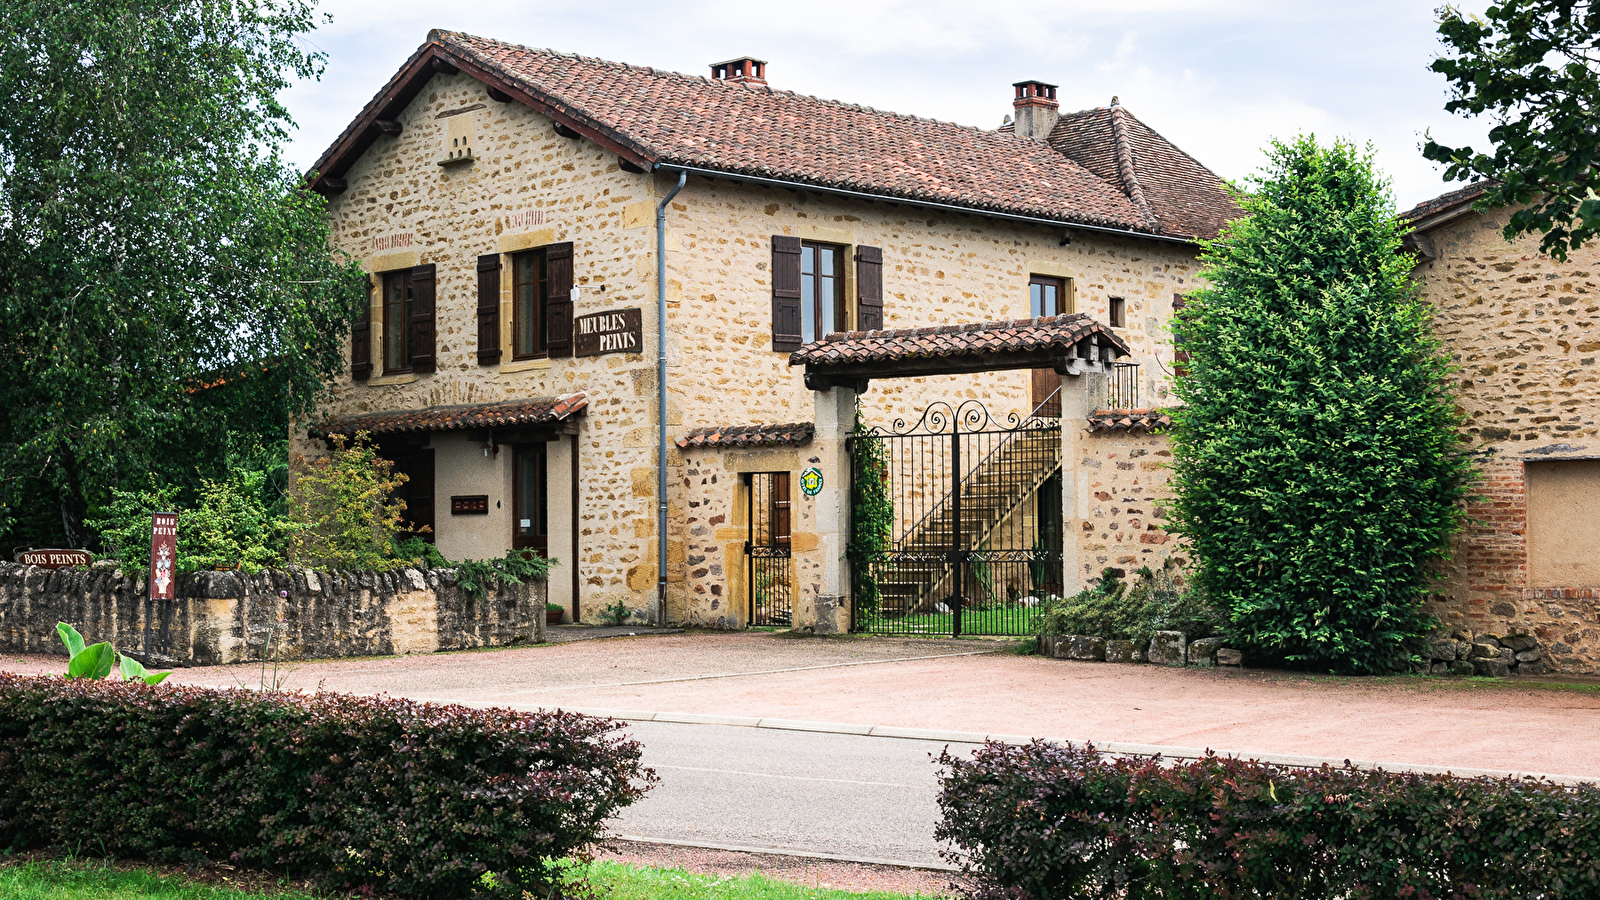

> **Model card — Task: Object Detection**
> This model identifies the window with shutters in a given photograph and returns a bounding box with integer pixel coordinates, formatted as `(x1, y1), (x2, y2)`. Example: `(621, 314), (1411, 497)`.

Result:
(1029, 274), (1069, 318)
(382, 269), (412, 374)
(512, 248), (549, 359)
(801, 242), (846, 344)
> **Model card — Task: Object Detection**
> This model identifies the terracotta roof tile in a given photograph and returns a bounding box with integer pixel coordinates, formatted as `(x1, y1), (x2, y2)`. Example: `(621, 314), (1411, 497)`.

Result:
(1050, 105), (1241, 241)
(312, 392), (588, 437)
(1400, 181), (1490, 223)
(1086, 407), (1172, 433)
(677, 422), (814, 450)
(788, 313), (1130, 368)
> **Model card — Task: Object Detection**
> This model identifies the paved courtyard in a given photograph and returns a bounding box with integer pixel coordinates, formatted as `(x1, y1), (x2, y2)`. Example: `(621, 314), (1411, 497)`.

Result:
(7, 630), (1600, 777)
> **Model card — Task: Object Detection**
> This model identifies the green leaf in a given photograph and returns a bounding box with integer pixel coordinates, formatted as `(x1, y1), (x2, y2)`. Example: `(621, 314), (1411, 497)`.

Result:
(67, 643), (115, 680)
(142, 671), (171, 686)
(56, 621), (85, 658)
(117, 653), (149, 682)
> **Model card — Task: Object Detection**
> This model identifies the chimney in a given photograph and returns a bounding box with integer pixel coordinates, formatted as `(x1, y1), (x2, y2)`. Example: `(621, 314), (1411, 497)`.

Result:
(1011, 80), (1059, 141)
(711, 57), (768, 85)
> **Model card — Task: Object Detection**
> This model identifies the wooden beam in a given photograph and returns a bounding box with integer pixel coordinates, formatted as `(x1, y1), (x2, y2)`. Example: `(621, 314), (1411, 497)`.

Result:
(487, 86), (512, 103)
(553, 121), (581, 139)
(317, 176), (347, 194)
(619, 157), (646, 174)
(431, 58), (459, 75)
(375, 119), (402, 135)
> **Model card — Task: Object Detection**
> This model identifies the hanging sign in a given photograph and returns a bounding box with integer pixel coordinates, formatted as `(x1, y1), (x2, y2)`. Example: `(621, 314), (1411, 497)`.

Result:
(573, 307), (643, 356)
(149, 512), (178, 600)
(16, 549), (92, 568)
(800, 467), (824, 496)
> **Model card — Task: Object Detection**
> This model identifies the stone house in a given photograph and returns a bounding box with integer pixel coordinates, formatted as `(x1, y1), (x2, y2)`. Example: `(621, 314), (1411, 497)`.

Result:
(297, 29), (1237, 627)
(1401, 184), (1600, 672)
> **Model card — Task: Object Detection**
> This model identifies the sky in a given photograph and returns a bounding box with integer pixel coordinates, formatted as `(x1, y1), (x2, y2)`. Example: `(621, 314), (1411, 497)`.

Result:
(280, 0), (1495, 211)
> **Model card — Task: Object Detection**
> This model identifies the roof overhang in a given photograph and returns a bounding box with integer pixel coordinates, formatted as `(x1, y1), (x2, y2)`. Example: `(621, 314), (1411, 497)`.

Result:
(789, 314), (1129, 391)
(309, 392), (588, 442)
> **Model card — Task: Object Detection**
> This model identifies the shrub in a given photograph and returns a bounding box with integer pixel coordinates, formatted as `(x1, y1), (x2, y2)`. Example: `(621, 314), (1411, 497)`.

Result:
(1035, 562), (1224, 646)
(0, 674), (654, 898)
(455, 550), (555, 600)
(936, 739), (1600, 900)
(288, 432), (415, 571)
(1169, 137), (1474, 674)
(87, 469), (297, 576)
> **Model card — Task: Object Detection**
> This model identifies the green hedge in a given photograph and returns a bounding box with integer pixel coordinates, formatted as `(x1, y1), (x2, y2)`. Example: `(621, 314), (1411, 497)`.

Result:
(0, 674), (653, 898)
(936, 739), (1600, 899)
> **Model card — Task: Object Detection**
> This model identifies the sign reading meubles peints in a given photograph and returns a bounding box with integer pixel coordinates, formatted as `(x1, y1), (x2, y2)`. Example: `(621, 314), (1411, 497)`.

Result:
(573, 308), (643, 357)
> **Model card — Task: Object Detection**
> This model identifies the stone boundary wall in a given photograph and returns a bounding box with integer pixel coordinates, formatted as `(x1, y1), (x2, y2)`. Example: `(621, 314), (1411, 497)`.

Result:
(1077, 425), (1182, 583)
(0, 563), (545, 667)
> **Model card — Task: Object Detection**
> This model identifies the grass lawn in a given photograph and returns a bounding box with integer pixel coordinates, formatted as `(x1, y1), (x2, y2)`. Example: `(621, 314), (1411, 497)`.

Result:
(858, 603), (1041, 637)
(0, 858), (321, 900)
(584, 859), (946, 899)
(2, 857), (943, 900)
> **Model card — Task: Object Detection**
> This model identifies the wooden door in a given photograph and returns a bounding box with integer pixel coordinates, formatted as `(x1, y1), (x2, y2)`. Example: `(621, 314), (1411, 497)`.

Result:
(513, 443), (549, 555)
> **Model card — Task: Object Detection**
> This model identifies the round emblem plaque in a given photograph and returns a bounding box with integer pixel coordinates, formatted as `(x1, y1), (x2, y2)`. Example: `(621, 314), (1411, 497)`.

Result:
(800, 467), (824, 496)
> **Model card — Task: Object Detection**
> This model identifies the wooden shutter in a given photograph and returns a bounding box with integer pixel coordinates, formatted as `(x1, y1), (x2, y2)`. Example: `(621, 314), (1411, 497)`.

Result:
(1171, 293), (1190, 378)
(773, 472), (791, 547)
(477, 254), (501, 365)
(406, 448), (436, 541)
(545, 242), (574, 358)
(771, 235), (802, 352)
(351, 277), (373, 380)
(855, 245), (883, 331)
(408, 264), (437, 373)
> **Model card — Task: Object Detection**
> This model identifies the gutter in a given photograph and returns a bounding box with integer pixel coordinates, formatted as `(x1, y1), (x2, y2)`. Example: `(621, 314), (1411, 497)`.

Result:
(652, 163), (1195, 246)
(655, 170), (687, 627)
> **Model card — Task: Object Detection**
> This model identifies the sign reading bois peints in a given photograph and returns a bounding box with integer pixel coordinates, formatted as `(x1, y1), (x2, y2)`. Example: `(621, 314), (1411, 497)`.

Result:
(573, 307), (643, 357)
(16, 549), (91, 568)
(149, 512), (178, 600)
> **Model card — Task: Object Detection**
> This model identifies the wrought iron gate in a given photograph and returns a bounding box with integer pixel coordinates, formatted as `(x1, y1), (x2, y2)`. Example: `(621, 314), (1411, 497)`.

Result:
(744, 471), (793, 626)
(849, 398), (1062, 636)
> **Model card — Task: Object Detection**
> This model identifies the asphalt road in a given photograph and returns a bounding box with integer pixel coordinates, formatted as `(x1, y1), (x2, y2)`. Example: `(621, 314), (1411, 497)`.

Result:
(614, 720), (976, 868)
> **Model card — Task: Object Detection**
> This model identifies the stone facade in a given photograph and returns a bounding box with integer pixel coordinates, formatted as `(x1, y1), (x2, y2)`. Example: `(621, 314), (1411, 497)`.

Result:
(1076, 426), (1181, 583)
(0, 563), (544, 667)
(301, 67), (1203, 628)
(1411, 203), (1600, 672)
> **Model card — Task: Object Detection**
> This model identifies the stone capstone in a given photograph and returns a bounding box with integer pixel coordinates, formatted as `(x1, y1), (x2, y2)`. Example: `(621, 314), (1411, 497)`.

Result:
(1216, 648), (1243, 666)
(1188, 637), (1222, 668)
(1473, 657), (1511, 678)
(1106, 639), (1136, 663)
(1068, 635), (1107, 661)
(1148, 631), (1187, 666)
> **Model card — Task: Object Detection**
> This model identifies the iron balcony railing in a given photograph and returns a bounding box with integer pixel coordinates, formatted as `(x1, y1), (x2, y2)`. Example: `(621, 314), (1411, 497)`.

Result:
(1109, 362), (1140, 409)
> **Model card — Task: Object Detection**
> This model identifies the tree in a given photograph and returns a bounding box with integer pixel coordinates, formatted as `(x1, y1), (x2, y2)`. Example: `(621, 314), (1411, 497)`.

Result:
(0, 0), (365, 551)
(1169, 137), (1474, 675)
(1425, 1), (1600, 260)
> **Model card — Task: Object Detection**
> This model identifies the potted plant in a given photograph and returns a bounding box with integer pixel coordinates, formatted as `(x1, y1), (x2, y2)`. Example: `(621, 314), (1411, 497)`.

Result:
(546, 602), (564, 626)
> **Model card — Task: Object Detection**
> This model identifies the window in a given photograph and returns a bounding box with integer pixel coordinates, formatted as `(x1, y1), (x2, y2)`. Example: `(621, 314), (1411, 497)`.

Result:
(382, 270), (412, 373)
(801, 241), (845, 344)
(512, 248), (548, 359)
(1527, 460), (1600, 587)
(1030, 275), (1068, 318)
(1109, 297), (1126, 328)
(514, 444), (549, 555)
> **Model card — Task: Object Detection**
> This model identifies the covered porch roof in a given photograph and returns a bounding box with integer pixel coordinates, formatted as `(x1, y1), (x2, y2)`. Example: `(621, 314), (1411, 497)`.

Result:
(788, 313), (1129, 390)
(310, 392), (588, 441)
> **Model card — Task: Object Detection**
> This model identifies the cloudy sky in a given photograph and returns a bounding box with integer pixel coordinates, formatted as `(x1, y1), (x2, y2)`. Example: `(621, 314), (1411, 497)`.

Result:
(280, 0), (1493, 210)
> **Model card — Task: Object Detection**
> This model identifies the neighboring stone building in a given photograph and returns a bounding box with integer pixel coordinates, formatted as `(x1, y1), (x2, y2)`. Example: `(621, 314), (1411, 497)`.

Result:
(1402, 184), (1600, 672)
(297, 30), (1237, 627)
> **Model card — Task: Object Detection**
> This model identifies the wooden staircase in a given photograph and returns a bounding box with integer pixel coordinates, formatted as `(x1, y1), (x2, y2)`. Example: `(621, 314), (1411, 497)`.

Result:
(874, 426), (1061, 616)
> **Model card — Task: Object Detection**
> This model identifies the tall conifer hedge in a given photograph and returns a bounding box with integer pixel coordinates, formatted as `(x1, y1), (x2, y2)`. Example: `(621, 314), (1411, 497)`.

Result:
(1169, 137), (1473, 674)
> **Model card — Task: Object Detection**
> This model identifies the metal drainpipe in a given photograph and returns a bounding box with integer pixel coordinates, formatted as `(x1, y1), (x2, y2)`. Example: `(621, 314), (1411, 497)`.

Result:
(656, 170), (687, 626)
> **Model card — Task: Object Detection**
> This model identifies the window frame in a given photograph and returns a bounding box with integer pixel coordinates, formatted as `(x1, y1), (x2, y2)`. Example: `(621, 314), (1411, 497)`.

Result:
(512, 443), (549, 555)
(800, 240), (847, 344)
(1029, 274), (1068, 319)
(511, 247), (549, 361)
(1109, 296), (1127, 329)
(381, 269), (413, 375)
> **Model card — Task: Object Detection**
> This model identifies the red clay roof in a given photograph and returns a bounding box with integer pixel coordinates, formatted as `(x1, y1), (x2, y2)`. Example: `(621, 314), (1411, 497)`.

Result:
(677, 422), (814, 450)
(310, 31), (1238, 239)
(1087, 408), (1172, 433)
(1400, 181), (1490, 225)
(312, 392), (588, 437)
(789, 314), (1130, 369)
(1050, 105), (1241, 241)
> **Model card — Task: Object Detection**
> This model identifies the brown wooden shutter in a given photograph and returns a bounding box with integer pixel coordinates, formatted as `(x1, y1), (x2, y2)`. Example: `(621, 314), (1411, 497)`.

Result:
(545, 242), (574, 358)
(477, 254), (501, 365)
(1171, 293), (1190, 378)
(771, 235), (802, 351)
(351, 277), (373, 380)
(773, 472), (791, 547)
(408, 264), (437, 373)
(855, 245), (883, 331)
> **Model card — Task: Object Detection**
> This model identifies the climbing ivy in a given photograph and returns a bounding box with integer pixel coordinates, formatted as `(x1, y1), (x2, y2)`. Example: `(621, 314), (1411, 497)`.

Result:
(848, 404), (893, 615)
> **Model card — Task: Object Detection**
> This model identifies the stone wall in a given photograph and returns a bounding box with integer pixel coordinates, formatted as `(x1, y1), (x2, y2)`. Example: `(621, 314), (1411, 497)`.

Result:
(1075, 425), (1181, 583)
(0, 563), (545, 667)
(1413, 205), (1600, 671)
